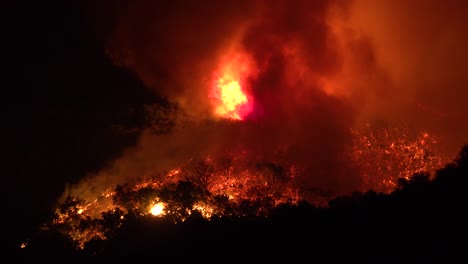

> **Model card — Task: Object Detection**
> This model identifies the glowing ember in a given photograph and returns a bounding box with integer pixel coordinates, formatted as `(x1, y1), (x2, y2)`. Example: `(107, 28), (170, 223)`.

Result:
(210, 53), (254, 120)
(351, 126), (449, 193)
(192, 203), (214, 218)
(150, 202), (165, 216)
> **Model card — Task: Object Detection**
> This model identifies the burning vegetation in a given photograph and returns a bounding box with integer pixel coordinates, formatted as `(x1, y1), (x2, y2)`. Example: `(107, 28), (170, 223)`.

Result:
(17, 0), (463, 255)
(38, 39), (451, 248)
(351, 125), (449, 193)
(12, 0), (468, 260)
(49, 152), (302, 249)
(43, 118), (448, 250)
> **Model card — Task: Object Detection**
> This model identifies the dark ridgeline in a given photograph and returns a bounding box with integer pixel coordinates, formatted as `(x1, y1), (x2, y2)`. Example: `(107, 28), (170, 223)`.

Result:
(15, 145), (467, 261)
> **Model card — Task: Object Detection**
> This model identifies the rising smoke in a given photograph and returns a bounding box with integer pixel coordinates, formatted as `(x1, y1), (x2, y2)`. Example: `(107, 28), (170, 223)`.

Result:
(64, 0), (468, 202)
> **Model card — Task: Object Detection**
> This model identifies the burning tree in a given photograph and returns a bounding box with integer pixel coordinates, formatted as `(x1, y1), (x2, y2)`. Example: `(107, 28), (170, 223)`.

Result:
(46, 153), (303, 249)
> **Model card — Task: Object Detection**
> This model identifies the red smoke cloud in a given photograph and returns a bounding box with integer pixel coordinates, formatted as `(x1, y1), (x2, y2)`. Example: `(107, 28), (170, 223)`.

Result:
(67, 0), (468, 201)
(344, 0), (468, 156)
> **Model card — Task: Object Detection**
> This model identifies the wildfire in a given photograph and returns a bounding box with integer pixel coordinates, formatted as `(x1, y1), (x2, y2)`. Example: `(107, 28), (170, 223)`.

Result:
(46, 124), (448, 250)
(210, 52), (254, 120)
(50, 156), (302, 248)
(351, 126), (449, 193)
(149, 202), (165, 216)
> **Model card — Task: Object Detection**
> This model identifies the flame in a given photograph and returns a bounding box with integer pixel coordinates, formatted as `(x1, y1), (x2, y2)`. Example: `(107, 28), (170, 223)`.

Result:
(192, 203), (214, 218)
(210, 52), (254, 120)
(149, 202), (165, 216)
(216, 79), (246, 120)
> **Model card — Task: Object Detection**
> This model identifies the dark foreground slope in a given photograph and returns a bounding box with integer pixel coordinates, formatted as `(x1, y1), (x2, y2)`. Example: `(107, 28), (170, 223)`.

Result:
(15, 146), (468, 262)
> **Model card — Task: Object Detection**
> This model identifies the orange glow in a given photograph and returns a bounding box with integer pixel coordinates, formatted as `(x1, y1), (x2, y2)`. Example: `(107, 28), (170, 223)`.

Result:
(351, 127), (448, 193)
(210, 53), (254, 120)
(215, 79), (246, 120)
(192, 203), (214, 218)
(150, 202), (165, 216)
(49, 126), (449, 249)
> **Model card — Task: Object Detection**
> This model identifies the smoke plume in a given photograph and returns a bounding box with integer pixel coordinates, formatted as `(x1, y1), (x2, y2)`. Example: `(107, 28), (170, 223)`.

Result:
(64, 0), (468, 202)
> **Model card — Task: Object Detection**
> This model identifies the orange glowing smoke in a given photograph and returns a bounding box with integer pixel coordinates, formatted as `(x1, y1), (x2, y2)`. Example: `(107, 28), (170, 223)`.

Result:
(210, 53), (255, 120)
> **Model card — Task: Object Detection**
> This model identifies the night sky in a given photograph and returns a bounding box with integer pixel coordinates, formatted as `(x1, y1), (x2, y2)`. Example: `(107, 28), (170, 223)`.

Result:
(5, 0), (468, 255)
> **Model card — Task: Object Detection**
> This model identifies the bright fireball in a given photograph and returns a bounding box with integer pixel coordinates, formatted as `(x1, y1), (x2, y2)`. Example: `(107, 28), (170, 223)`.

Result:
(210, 53), (254, 120)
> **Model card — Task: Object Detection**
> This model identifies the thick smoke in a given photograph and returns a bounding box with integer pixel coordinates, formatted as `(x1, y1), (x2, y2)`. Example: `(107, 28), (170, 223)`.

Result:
(64, 0), (468, 201)
(334, 0), (468, 157)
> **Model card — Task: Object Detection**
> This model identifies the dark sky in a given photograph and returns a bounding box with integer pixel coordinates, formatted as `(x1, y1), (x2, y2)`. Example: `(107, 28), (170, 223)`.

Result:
(5, 0), (468, 251)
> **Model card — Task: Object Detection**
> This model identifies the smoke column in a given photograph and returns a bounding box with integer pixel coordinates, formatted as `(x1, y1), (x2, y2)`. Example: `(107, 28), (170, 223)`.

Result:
(64, 0), (468, 202)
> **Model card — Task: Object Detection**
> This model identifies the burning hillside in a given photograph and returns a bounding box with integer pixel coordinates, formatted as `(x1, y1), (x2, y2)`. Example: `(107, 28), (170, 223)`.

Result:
(10, 0), (468, 260)
(45, 116), (448, 249)
(30, 0), (464, 250)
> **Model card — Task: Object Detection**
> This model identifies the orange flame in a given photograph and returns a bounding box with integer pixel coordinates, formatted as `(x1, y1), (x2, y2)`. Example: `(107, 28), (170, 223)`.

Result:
(149, 202), (165, 216)
(210, 53), (254, 120)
